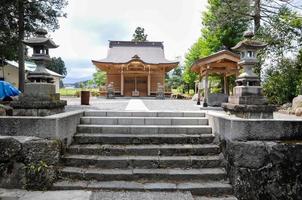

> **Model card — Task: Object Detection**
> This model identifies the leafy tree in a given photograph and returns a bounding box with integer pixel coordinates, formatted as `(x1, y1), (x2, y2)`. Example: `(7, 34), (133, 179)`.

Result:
(166, 65), (184, 90)
(46, 57), (67, 76)
(263, 53), (302, 104)
(132, 27), (148, 42)
(0, 0), (68, 91)
(172, 65), (183, 77)
(92, 71), (107, 87)
(220, 0), (302, 75)
(182, 0), (248, 92)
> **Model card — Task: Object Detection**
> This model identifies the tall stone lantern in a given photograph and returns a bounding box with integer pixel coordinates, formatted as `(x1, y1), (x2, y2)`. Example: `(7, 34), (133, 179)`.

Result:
(222, 31), (275, 119)
(11, 29), (66, 116)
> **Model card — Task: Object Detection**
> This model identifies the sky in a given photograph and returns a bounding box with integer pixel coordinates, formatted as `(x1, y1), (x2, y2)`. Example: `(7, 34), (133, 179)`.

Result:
(49, 0), (208, 83)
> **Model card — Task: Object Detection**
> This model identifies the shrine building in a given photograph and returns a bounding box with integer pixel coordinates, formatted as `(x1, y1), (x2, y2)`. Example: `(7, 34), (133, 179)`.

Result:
(92, 41), (178, 97)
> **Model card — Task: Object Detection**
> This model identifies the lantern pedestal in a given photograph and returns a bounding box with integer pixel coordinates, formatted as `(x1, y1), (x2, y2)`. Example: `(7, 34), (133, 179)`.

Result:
(11, 83), (66, 116)
(222, 86), (275, 119)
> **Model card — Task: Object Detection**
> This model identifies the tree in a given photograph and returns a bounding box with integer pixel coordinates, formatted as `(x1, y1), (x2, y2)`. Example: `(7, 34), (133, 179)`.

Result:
(132, 27), (148, 42)
(166, 65), (184, 90)
(182, 0), (249, 92)
(221, 0), (302, 33)
(0, 0), (68, 92)
(263, 52), (302, 104)
(92, 71), (107, 87)
(46, 57), (67, 76)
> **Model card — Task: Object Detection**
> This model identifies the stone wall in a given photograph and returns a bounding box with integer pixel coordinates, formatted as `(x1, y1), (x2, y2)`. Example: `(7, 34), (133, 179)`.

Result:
(0, 110), (83, 146)
(223, 140), (302, 200)
(207, 111), (302, 200)
(0, 136), (61, 190)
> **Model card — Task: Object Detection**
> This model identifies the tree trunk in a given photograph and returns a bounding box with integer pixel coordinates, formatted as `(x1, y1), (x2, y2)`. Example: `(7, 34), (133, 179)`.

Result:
(18, 0), (25, 92)
(254, 0), (261, 33)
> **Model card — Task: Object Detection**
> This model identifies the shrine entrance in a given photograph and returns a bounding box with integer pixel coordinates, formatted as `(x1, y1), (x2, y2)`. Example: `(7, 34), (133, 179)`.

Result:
(124, 76), (147, 97)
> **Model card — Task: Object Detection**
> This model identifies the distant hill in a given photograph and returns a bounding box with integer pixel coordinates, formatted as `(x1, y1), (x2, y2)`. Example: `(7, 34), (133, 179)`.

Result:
(63, 75), (92, 84)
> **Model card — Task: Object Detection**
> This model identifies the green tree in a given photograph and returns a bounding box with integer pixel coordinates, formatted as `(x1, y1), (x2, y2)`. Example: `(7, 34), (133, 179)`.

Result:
(166, 65), (183, 90)
(263, 54), (302, 104)
(0, 0), (68, 92)
(46, 57), (67, 76)
(182, 0), (249, 92)
(132, 27), (148, 42)
(92, 71), (107, 87)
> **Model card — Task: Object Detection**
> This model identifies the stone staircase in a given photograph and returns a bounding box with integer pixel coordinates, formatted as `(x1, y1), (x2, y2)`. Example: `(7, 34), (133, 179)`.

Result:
(54, 111), (237, 199)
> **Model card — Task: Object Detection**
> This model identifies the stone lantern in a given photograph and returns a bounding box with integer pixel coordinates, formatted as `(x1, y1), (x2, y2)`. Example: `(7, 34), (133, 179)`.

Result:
(11, 29), (66, 116)
(222, 31), (275, 118)
(24, 28), (58, 83)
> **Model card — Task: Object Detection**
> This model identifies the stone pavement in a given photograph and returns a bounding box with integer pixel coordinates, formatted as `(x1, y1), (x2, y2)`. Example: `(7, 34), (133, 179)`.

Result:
(62, 97), (200, 112)
(0, 189), (198, 200)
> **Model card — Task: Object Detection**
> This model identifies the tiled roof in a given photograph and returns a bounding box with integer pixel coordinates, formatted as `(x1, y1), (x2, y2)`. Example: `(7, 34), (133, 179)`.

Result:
(93, 41), (178, 65)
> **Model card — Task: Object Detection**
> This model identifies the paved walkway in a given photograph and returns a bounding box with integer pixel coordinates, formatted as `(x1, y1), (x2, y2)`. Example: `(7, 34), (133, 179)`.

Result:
(125, 99), (149, 111)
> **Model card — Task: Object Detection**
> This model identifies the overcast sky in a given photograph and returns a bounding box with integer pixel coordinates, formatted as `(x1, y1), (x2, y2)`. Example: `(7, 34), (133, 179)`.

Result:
(49, 0), (207, 83)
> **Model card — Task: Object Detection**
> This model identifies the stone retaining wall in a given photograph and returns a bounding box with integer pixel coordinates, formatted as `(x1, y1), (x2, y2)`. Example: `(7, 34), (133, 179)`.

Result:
(223, 140), (302, 200)
(207, 111), (302, 200)
(0, 110), (83, 146)
(0, 136), (61, 190)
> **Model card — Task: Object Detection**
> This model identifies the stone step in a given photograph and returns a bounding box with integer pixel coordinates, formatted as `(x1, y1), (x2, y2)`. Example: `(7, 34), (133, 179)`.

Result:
(84, 111), (206, 118)
(77, 125), (212, 134)
(62, 154), (222, 169)
(194, 196), (238, 200)
(67, 144), (220, 156)
(59, 167), (227, 182)
(80, 116), (209, 126)
(53, 180), (233, 196)
(73, 133), (215, 145)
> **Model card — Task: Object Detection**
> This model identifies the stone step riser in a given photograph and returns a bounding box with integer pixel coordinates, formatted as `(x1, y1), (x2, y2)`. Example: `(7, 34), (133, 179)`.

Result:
(73, 135), (215, 145)
(66, 146), (220, 156)
(52, 183), (232, 196)
(77, 126), (212, 135)
(62, 157), (222, 169)
(84, 111), (206, 118)
(80, 117), (208, 126)
(59, 171), (227, 182)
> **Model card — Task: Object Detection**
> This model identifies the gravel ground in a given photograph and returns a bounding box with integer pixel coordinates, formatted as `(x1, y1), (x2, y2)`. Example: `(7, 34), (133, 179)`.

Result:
(62, 97), (129, 111)
(62, 97), (302, 120)
(62, 97), (200, 111)
(143, 99), (200, 111)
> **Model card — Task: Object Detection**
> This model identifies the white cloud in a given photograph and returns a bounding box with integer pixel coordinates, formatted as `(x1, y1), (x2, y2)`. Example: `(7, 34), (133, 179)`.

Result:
(48, 0), (207, 83)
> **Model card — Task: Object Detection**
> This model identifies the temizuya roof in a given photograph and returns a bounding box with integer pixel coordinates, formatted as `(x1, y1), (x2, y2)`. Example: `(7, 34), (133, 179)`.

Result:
(92, 41), (179, 67)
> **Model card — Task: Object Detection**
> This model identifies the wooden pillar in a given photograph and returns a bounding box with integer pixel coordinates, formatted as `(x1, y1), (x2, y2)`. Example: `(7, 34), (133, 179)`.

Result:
(224, 74), (227, 95)
(204, 70), (209, 107)
(162, 67), (165, 93)
(121, 69), (124, 96)
(197, 77), (201, 105)
(148, 74), (151, 96)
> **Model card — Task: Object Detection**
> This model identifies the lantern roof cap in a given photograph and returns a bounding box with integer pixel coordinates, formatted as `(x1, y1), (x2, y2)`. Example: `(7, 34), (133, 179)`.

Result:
(23, 29), (58, 48)
(232, 31), (267, 51)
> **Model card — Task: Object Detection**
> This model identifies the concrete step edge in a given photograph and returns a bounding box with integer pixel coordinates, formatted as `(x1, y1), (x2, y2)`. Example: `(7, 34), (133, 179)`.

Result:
(68, 144), (219, 149)
(60, 166), (227, 175)
(74, 133), (215, 137)
(62, 154), (221, 161)
(77, 125), (212, 128)
(52, 180), (233, 195)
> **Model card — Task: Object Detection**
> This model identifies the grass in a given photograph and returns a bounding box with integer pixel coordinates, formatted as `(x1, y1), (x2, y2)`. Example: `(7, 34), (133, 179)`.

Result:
(60, 88), (99, 96)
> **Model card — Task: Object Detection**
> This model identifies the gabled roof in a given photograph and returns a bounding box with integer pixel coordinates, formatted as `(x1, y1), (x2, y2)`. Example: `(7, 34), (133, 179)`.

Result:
(92, 41), (178, 65)
(5, 60), (64, 78)
(191, 50), (240, 75)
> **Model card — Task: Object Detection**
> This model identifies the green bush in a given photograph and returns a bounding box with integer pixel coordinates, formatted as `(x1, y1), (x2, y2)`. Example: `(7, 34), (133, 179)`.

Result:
(24, 161), (56, 190)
